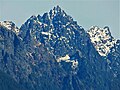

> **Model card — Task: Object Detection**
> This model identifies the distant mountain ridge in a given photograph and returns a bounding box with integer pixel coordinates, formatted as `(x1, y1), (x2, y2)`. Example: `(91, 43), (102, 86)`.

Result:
(0, 6), (120, 90)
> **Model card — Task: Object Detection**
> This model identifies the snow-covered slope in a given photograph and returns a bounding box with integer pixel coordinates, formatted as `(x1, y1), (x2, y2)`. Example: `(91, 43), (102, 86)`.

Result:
(87, 26), (116, 56)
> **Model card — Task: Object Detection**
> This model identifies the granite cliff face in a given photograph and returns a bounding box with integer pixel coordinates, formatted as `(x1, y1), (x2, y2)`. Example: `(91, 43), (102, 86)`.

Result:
(0, 6), (120, 90)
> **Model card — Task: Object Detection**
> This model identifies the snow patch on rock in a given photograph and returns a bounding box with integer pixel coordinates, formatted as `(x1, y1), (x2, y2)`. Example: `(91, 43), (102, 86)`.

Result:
(0, 21), (20, 35)
(57, 54), (78, 69)
(87, 26), (116, 56)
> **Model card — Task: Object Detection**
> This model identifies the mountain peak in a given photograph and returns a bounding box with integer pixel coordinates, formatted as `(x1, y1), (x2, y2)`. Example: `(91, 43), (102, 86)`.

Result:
(53, 5), (62, 11)
(29, 15), (37, 20)
(87, 26), (116, 56)
(49, 5), (66, 20)
(0, 21), (20, 35)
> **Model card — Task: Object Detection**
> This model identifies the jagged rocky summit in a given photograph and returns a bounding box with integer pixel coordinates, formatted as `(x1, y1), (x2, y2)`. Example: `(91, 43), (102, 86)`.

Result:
(87, 26), (117, 56)
(0, 5), (120, 90)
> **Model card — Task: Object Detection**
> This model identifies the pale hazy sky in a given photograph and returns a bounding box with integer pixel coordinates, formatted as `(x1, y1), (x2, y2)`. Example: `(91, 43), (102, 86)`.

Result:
(0, 0), (119, 39)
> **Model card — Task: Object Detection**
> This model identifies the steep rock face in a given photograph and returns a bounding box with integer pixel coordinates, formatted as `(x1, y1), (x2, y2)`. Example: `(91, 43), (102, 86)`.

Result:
(0, 6), (120, 90)
(0, 70), (26, 90)
(0, 23), (64, 90)
(106, 40), (120, 89)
